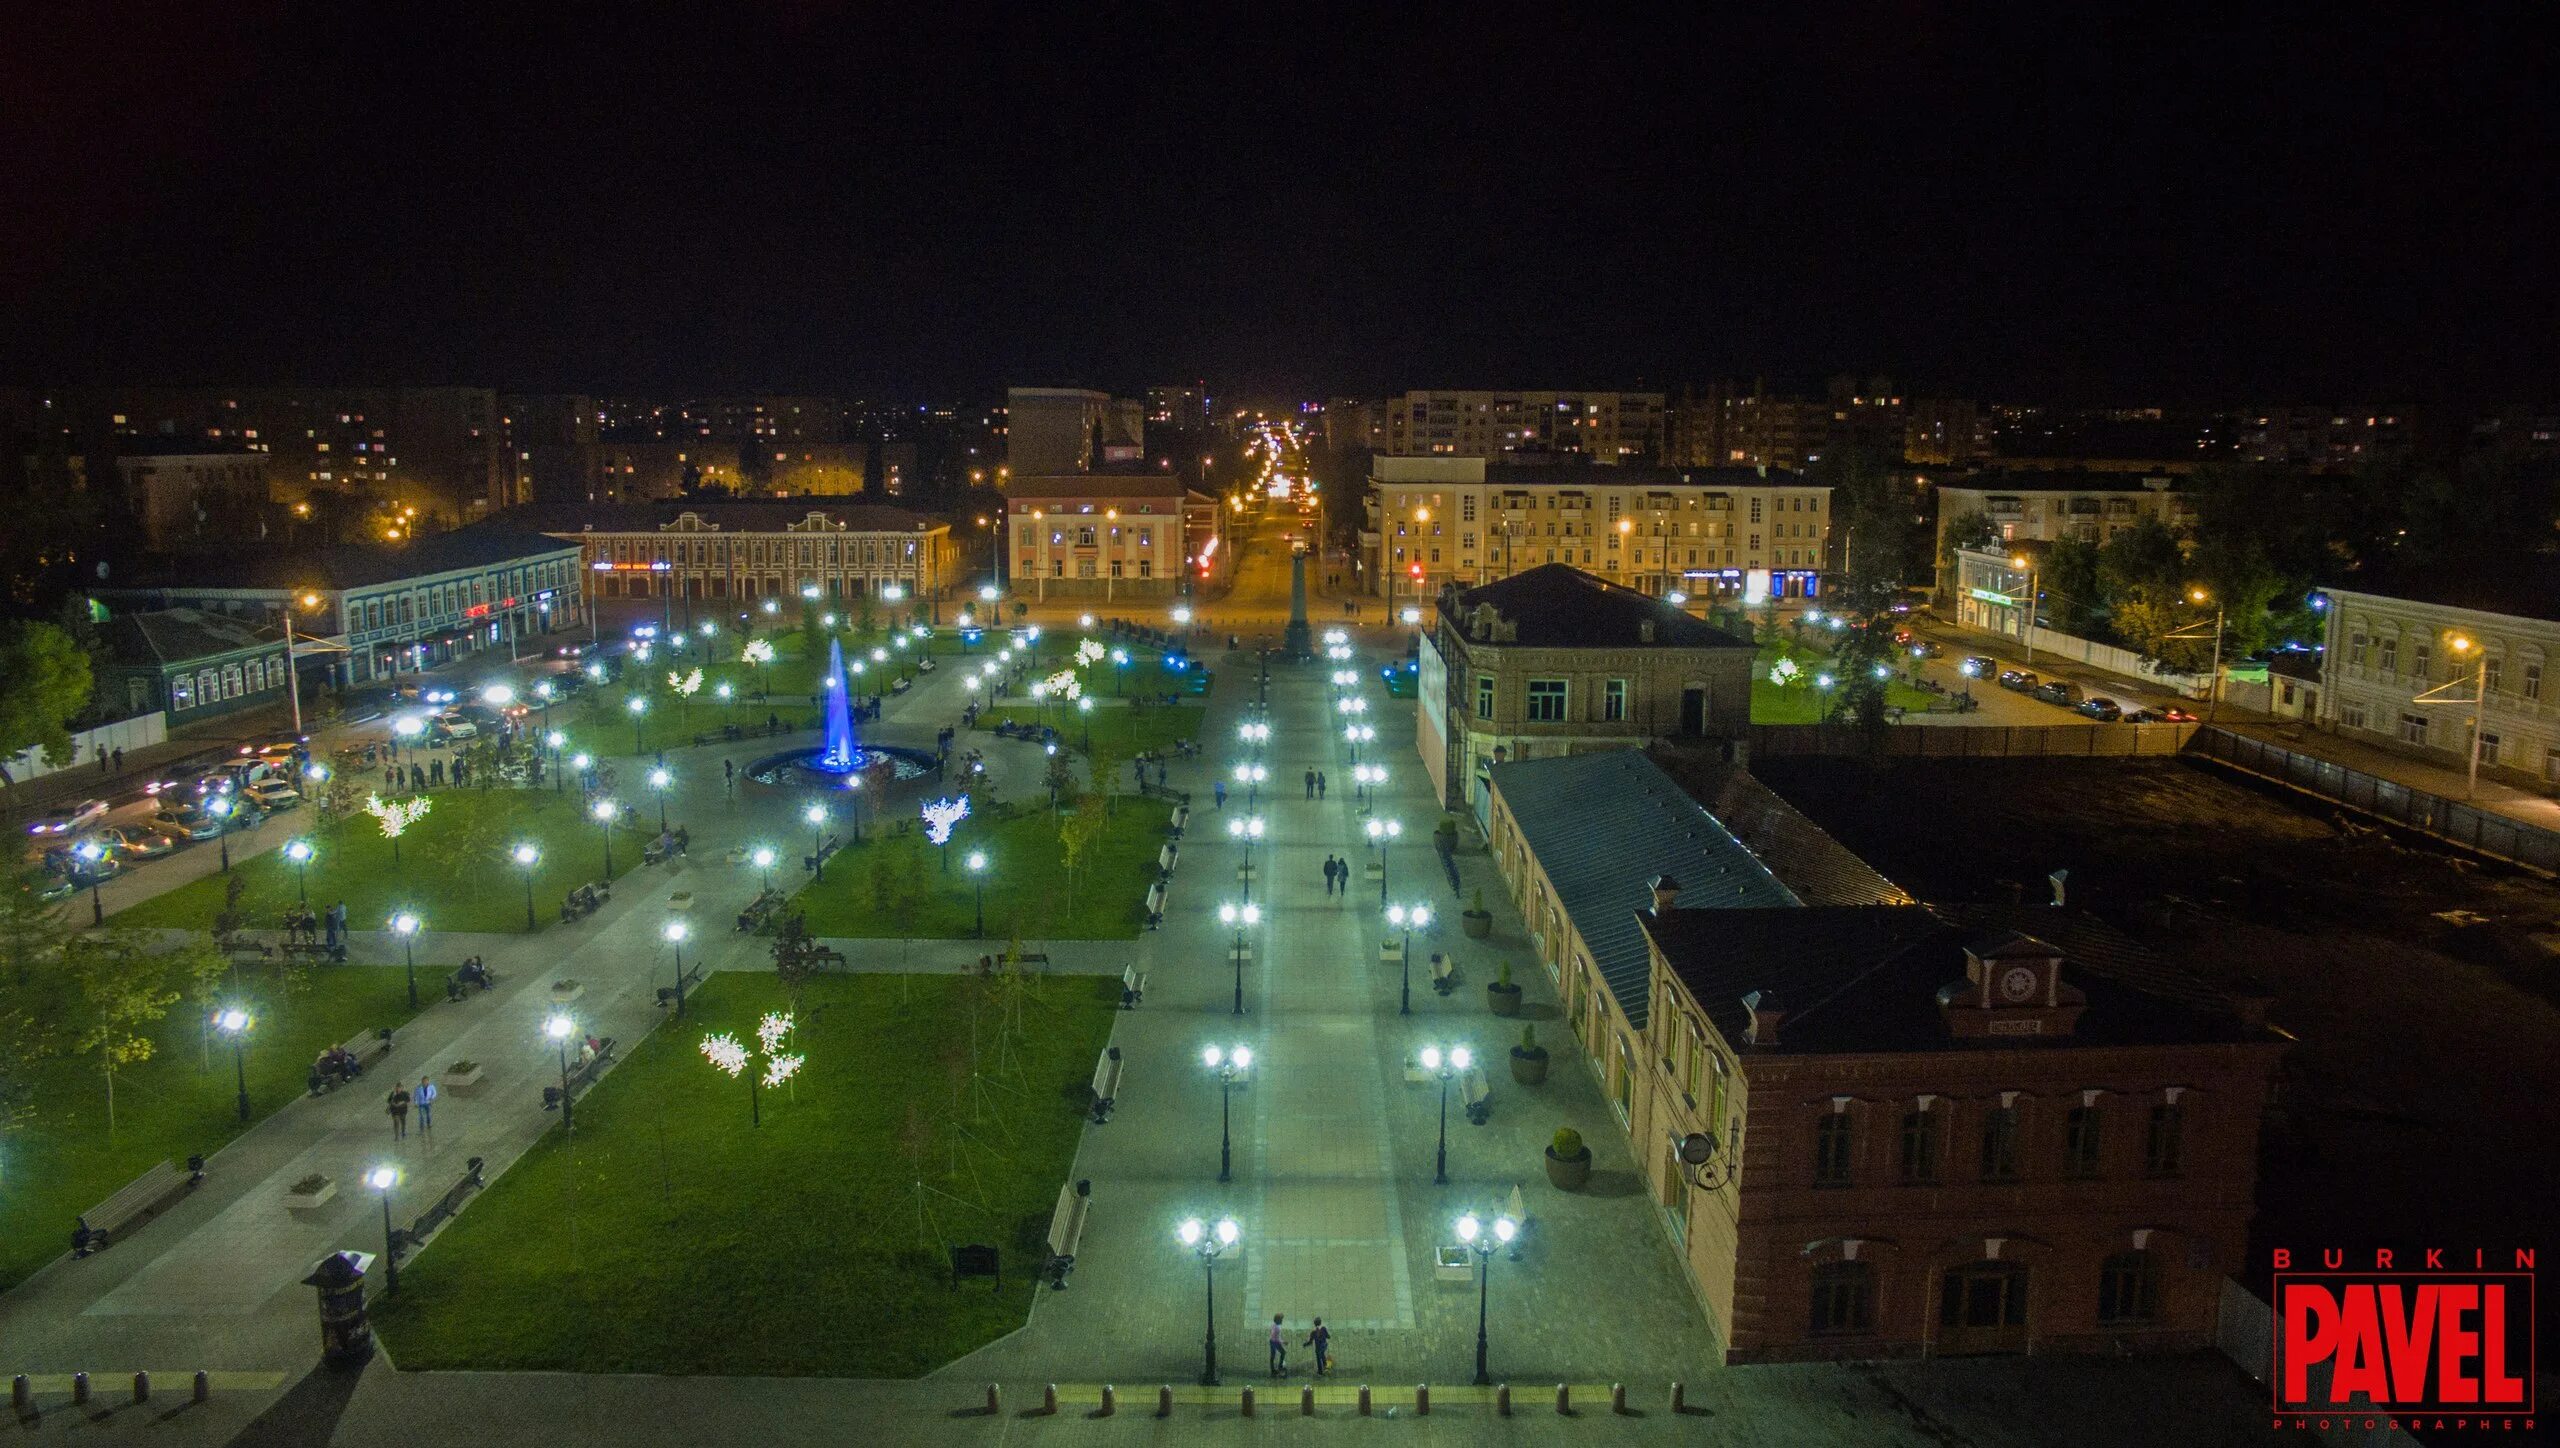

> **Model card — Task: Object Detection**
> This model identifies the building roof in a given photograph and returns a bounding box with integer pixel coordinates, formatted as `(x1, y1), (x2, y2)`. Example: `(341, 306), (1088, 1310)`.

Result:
(1653, 756), (1913, 907)
(118, 522), (579, 593)
(497, 499), (941, 535)
(1937, 469), (2182, 494)
(1481, 462), (1814, 490)
(1004, 471), (1189, 500)
(99, 607), (282, 668)
(1440, 564), (1753, 650)
(1642, 902), (2267, 1055)
(2323, 557), (2560, 626)
(1489, 750), (1800, 1029)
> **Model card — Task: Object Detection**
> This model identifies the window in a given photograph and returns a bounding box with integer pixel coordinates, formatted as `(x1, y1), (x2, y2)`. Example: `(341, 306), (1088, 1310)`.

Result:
(1899, 1108), (1940, 1184)
(2341, 704), (2369, 730)
(1813, 1113), (1854, 1186)
(2064, 1105), (2104, 1178)
(2479, 729), (2502, 763)
(2144, 1103), (2185, 1177)
(2412, 642), (2431, 680)
(1603, 679), (1627, 723)
(1749, 497), (1764, 524)
(2399, 713), (2429, 745)
(2097, 1250), (2160, 1324)
(1979, 1106), (2021, 1182)
(1809, 1261), (1874, 1335)
(2378, 638), (2397, 675)
(1475, 675), (1495, 720)
(2527, 661), (2544, 701)
(2485, 657), (2503, 694)
(1524, 680), (1567, 722)
(171, 675), (195, 710)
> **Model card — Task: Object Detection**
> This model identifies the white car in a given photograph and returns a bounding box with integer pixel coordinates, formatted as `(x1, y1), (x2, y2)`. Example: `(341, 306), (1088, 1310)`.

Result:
(241, 781), (303, 813)
(27, 799), (110, 836)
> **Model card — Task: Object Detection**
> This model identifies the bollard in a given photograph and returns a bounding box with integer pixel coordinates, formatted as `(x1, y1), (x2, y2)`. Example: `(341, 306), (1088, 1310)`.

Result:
(193, 1371), (210, 1405)
(72, 1372), (89, 1406)
(1415, 1382), (1429, 1415)
(12, 1374), (28, 1410)
(1042, 1383), (1058, 1415)
(1496, 1382), (1511, 1416)
(133, 1371), (149, 1405)
(1098, 1383), (1116, 1418)
(1612, 1382), (1628, 1415)
(1301, 1384), (1315, 1416)
(1240, 1385), (1255, 1417)
(1671, 1380), (1687, 1413)
(1554, 1381), (1569, 1415)
(1357, 1384), (1372, 1416)
(983, 1384), (999, 1415)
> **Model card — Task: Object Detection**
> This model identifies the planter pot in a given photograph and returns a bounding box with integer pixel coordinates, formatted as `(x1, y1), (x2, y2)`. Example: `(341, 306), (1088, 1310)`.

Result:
(1487, 981), (1522, 1017)
(1509, 1048), (1549, 1086)
(442, 1063), (485, 1091)
(1461, 910), (1493, 940)
(285, 1180), (337, 1213)
(549, 983), (583, 1006)
(1544, 1147), (1592, 1191)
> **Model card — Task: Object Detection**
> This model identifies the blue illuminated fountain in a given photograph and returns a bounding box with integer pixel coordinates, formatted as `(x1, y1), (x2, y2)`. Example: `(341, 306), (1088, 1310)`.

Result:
(743, 634), (939, 788)
(818, 639), (857, 772)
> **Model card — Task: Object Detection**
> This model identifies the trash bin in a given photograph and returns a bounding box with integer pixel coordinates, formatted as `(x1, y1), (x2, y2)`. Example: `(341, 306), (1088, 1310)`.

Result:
(302, 1250), (377, 1369)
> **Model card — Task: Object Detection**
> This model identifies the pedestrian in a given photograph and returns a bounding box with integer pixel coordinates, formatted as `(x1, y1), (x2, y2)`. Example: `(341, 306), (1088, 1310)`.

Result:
(431, 758), (445, 787)
(1213, 779), (1227, 810)
(96, 744), (108, 775)
(386, 763), (397, 790)
(1305, 1318), (1331, 1377)
(112, 746), (124, 773)
(328, 901), (347, 946)
(387, 1083), (411, 1141)
(723, 758), (735, 787)
(414, 1075), (437, 1137)
(410, 763), (426, 791)
(1316, 770), (1327, 799)
(1269, 1314), (1288, 1377)
(1304, 768), (1316, 800)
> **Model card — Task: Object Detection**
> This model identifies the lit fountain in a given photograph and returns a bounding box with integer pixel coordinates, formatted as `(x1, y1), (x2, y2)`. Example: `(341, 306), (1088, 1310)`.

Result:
(743, 636), (939, 787)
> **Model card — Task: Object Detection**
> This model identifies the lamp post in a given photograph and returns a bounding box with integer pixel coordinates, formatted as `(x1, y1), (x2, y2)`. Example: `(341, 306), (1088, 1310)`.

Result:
(1419, 1044), (1471, 1185)
(592, 798), (620, 877)
(545, 1011), (577, 1134)
(752, 844), (777, 895)
(1238, 720), (1269, 755)
(1111, 647), (1128, 696)
(570, 752), (593, 795)
(390, 911), (421, 1009)
(1455, 1212), (1518, 1385)
(534, 679), (555, 741)
(626, 696), (648, 754)
(1233, 762), (1266, 812)
(367, 1166), (400, 1294)
(1077, 695), (1093, 754)
(216, 1007), (251, 1122)
(664, 918), (691, 1018)
(844, 774), (865, 843)
(73, 839), (106, 925)
(285, 837), (315, 906)
(2009, 554), (2041, 664)
(392, 714), (424, 763)
(2187, 587), (2228, 724)
(1176, 1217), (1240, 1387)
(966, 849), (989, 937)
(511, 842), (540, 930)
(1219, 901), (1259, 1015)
(1366, 817), (1400, 906)
(648, 766), (672, 833)
(1203, 1044), (1252, 1182)
(2430, 634), (2493, 801)
(1225, 814), (1264, 903)
(1387, 902), (1432, 1015)
(209, 795), (235, 873)
(805, 802), (828, 881)
(546, 731), (567, 793)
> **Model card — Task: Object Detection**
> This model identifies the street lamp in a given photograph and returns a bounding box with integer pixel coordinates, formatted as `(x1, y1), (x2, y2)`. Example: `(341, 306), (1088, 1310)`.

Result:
(1111, 647), (1128, 695)
(1232, 761), (1266, 811)
(1237, 720), (1270, 751)
(285, 837), (316, 906)
(1455, 1211), (1519, 1385)
(2010, 553), (2042, 664)
(546, 730), (567, 792)
(367, 1165), (400, 1294)
(1203, 1044), (1252, 1182)
(545, 1011), (578, 1134)
(1077, 694), (1093, 754)
(1175, 1217), (1241, 1386)
(392, 714), (424, 761)
(215, 1006), (252, 1122)
(1387, 902), (1432, 1014)
(1366, 817), (1400, 905)
(752, 844), (777, 895)
(569, 751), (593, 792)
(2425, 634), (2494, 801)
(663, 918), (691, 1018)
(1418, 1044), (1472, 1185)
(2178, 586), (2229, 725)
(72, 839), (106, 925)
(592, 797), (620, 876)
(805, 802), (829, 881)
(512, 842), (540, 930)
(648, 766), (673, 833)
(207, 794), (235, 873)
(390, 910), (421, 1009)
(1218, 901), (1259, 1015)
(1354, 762), (1386, 803)
(967, 849), (988, 937)
(626, 695), (648, 754)
(1225, 813), (1265, 903)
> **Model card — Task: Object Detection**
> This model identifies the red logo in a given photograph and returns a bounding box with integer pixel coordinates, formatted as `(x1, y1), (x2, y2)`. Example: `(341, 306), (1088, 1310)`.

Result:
(2272, 1249), (2534, 1431)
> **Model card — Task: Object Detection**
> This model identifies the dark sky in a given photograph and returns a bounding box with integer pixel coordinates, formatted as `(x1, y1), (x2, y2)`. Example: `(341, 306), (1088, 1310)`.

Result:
(6, 2), (2557, 403)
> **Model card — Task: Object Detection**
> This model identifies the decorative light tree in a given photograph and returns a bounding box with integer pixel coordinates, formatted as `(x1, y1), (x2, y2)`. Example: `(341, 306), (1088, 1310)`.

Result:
(364, 793), (432, 865)
(741, 637), (776, 696)
(921, 795), (971, 874)
(700, 1010), (804, 1126)
(666, 666), (704, 736)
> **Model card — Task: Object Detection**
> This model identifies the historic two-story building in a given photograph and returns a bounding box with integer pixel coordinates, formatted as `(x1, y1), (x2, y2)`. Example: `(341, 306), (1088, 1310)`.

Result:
(1004, 470), (1213, 600)
(2318, 560), (2560, 788)
(504, 499), (958, 620)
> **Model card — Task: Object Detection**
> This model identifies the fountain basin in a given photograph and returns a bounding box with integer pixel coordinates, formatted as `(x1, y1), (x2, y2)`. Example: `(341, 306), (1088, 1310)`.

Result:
(744, 745), (941, 790)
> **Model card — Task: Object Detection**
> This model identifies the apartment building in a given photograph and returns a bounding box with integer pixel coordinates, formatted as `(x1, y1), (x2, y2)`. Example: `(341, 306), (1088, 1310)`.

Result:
(1931, 472), (2192, 595)
(1006, 387), (1146, 475)
(1004, 470), (1205, 599)
(1368, 457), (1831, 609)
(112, 446), (272, 551)
(2238, 407), (2414, 470)
(2319, 561), (2560, 788)
(1366, 390), (1666, 462)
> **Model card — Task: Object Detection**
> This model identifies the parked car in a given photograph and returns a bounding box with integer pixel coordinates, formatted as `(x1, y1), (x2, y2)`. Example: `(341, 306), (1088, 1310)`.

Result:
(1997, 669), (2039, 692)
(1961, 655), (1999, 680)
(241, 780), (303, 813)
(2034, 679), (2086, 708)
(156, 801), (254, 839)
(239, 737), (307, 761)
(2079, 696), (2124, 722)
(25, 799), (110, 837)
(91, 825), (180, 859)
(433, 711), (480, 740)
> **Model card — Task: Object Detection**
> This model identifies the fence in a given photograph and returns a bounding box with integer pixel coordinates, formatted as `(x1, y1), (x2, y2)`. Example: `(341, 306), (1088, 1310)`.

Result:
(1, 713), (169, 792)
(1745, 722), (2198, 761)
(2213, 1278), (2422, 1448)
(2022, 623), (2215, 699)
(2189, 726), (2560, 875)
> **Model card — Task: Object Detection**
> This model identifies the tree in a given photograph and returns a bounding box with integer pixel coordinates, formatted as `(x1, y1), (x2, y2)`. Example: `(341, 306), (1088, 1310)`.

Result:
(1939, 507), (1998, 569)
(0, 620), (97, 775)
(0, 866), (67, 987)
(2040, 537), (2107, 638)
(770, 914), (819, 1007)
(0, 1007), (54, 1148)
(1042, 748), (1078, 812)
(72, 935), (179, 1133)
(1057, 794), (1107, 900)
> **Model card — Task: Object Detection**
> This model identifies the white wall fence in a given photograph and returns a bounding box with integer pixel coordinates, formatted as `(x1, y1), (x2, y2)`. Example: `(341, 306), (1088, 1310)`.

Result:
(2022, 624), (2215, 699)
(0, 713), (168, 790)
(2213, 1278), (2424, 1448)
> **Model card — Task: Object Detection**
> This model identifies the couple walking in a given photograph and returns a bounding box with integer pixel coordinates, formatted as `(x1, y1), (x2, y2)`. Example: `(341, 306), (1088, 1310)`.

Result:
(1321, 854), (1354, 897)
(1269, 1314), (1331, 1377)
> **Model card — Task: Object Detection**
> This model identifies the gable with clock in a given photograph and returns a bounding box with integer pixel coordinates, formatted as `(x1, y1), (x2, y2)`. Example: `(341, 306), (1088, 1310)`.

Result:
(1939, 930), (2086, 1040)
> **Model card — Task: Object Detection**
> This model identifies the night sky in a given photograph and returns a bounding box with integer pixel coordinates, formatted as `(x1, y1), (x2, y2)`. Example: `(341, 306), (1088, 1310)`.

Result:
(6, 3), (2557, 402)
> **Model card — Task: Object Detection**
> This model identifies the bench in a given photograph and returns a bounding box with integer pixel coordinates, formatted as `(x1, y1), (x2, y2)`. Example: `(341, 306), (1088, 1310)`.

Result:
(388, 1156), (485, 1257)
(736, 889), (784, 934)
(543, 1037), (617, 1110)
(655, 961), (706, 1008)
(1168, 804), (1190, 838)
(310, 1027), (393, 1093)
(281, 938), (347, 963)
(1119, 963), (1147, 1010)
(74, 1159), (199, 1255)
(1431, 952), (1458, 994)
(803, 834), (842, 874)
(807, 944), (847, 970)
(1462, 1065), (1492, 1126)
(889, 676), (913, 694)
(1157, 842), (1179, 875)
(218, 934), (274, 961)
(1045, 1178), (1094, 1288)
(1143, 880), (1167, 929)
(1088, 1046), (1124, 1123)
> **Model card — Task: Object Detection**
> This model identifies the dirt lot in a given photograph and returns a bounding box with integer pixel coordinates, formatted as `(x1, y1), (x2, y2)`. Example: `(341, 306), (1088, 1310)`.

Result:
(1756, 755), (2560, 1339)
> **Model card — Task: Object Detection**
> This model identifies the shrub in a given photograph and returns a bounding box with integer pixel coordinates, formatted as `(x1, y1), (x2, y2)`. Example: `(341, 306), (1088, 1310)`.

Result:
(1517, 1024), (1541, 1054)
(1496, 959), (1514, 987)
(290, 1173), (329, 1195)
(448, 1060), (478, 1075)
(1551, 1127), (1585, 1159)
(1468, 886), (1487, 914)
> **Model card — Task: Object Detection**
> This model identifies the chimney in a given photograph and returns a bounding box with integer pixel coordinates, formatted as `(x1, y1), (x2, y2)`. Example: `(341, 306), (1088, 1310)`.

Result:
(1648, 874), (1683, 914)
(1742, 989), (1784, 1045)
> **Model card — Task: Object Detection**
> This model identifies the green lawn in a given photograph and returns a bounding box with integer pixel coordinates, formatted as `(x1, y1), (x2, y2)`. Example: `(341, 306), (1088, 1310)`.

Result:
(369, 971), (1120, 1377)
(791, 797), (1169, 940)
(0, 961), (423, 1291)
(112, 790), (651, 936)
(1749, 645), (1939, 724)
(976, 702), (1205, 777)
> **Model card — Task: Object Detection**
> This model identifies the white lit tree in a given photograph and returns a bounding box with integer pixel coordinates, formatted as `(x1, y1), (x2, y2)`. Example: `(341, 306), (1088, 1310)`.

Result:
(364, 793), (432, 865)
(701, 1010), (801, 1126)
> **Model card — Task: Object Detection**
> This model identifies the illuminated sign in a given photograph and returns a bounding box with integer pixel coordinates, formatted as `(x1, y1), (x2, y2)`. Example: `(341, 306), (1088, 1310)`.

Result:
(1968, 587), (2014, 606)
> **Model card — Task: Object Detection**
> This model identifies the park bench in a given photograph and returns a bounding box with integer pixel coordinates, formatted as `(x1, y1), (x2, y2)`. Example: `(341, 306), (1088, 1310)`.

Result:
(543, 1037), (617, 1110)
(388, 1156), (485, 1257)
(1157, 842), (1179, 875)
(73, 1158), (200, 1256)
(1168, 804), (1190, 838)
(736, 889), (784, 933)
(1119, 963), (1147, 1009)
(655, 961), (706, 1008)
(1045, 1178), (1094, 1288)
(1463, 1066), (1492, 1126)
(1431, 953), (1458, 994)
(889, 676), (913, 695)
(806, 943), (847, 970)
(803, 834), (842, 874)
(916, 656), (935, 672)
(281, 938), (347, 964)
(1143, 880), (1167, 929)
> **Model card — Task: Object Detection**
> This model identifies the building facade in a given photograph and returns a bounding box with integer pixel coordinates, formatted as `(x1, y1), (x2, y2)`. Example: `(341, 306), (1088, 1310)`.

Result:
(96, 608), (290, 722)
(112, 448), (272, 551)
(2318, 566), (2560, 787)
(1933, 472), (2192, 597)
(1369, 457), (1831, 608)
(1005, 388), (1145, 476)
(1425, 569), (1755, 811)
(1003, 472), (1204, 599)
(506, 500), (957, 613)
(1362, 390), (1665, 462)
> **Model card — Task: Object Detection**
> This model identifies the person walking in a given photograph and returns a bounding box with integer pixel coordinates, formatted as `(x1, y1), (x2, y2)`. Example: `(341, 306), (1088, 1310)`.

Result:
(1320, 855), (1337, 897)
(413, 1075), (437, 1137)
(111, 746), (124, 774)
(430, 757), (445, 787)
(1268, 1314), (1288, 1377)
(1304, 1318), (1331, 1377)
(386, 1083), (411, 1141)
(1304, 768), (1317, 800)
(1213, 779), (1227, 810)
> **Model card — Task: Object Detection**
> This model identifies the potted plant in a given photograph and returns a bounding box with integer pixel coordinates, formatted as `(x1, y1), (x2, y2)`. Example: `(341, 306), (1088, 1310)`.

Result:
(1434, 815), (1461, 859)
(285, 1173), (335, 1212)
(1510, 1024), (1549, 1085)
(443, 1059), (485, 1090)
(1545, 1126), (1592, 1190)
(1487, 958), (1522, 1016)
(550, 978), (583, 1005)
(1461, 886), (1494, 940)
